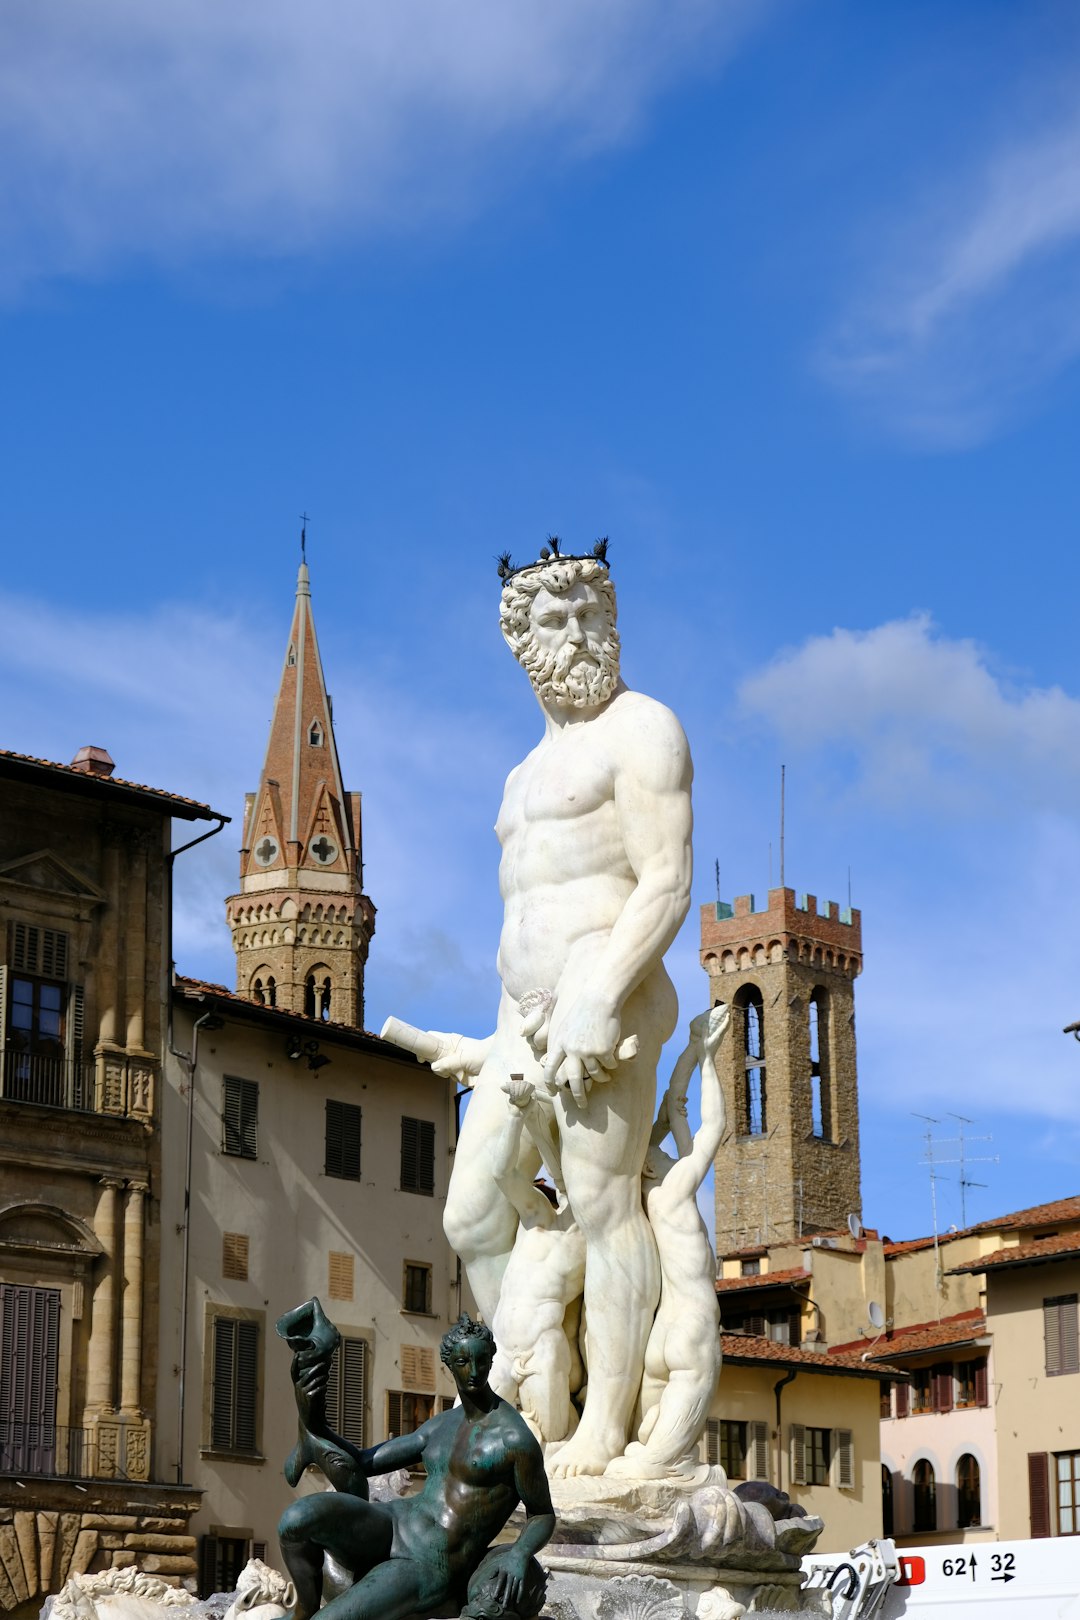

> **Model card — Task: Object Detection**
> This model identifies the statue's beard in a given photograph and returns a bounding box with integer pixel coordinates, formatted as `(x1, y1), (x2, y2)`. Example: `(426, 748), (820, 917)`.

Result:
(517, 630), (621, 709)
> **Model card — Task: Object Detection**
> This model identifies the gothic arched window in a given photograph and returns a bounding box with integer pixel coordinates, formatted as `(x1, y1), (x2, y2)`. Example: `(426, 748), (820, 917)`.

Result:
(957, 1454), (981, 1528)
(809, 988), (831, 1139)
(736, 985), (766, 1136)
(305, 967), (332, 1022)
(912, 1459), (936, 1532)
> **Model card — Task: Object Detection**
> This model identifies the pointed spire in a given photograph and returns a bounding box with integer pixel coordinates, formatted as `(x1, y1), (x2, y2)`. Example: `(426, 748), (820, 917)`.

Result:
(226, 557), (376, 1027)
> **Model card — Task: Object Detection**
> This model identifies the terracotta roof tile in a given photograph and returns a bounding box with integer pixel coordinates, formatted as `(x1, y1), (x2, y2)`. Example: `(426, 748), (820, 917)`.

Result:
(721, 1333), (904, 1379)
(948, 1234), (1080, 1275)
(175, 974), (386, 1045)
(715, 1267), (810, 1293)
(0, 748), (224, 820)
(972, 1194), (1080, 1233)
(850, 1313), (988, 1361)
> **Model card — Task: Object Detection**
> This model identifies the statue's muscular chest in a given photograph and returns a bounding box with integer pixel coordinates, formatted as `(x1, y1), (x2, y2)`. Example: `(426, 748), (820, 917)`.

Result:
(498, 729), (614, 842)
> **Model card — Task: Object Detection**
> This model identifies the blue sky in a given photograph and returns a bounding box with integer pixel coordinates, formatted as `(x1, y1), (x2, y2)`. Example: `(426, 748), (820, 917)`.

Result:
(4, 0), (1080, 1242)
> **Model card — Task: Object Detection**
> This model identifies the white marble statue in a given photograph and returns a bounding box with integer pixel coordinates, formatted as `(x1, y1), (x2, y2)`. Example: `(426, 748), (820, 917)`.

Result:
(607, 1005), (729, 1482)
(383, 544), (694, 1477)
(487, 1076), (587, 1442)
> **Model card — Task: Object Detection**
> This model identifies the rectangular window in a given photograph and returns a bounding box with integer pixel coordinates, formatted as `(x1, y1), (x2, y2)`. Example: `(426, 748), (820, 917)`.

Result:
(911, 1366), (933, 1412)
(386, 1390), (435, 1439)
(1057, 1452), (1080, 1536)
(932, 1362), (954, 1412)
(0, 1283), (61, 1474)
(879, 1380), (893, 1419)
(325, 1099), (362, 1181)
(222, 1232), (249, 1281)
(403, 1262), (433, 1314)
(720, 1420), (748, 1480)
(807, 1426), (831, 1485)
(956, 1357), (989, 1408)
(400, 1117), (435, 1196)
(210, 1316), (260, 1453)
(325, 1336), (368, 1448)
(222, 1077), (258, 1159)
(1045, 1296), (1080, 1377)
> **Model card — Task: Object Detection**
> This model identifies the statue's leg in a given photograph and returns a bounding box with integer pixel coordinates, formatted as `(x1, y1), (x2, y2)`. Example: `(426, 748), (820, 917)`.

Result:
(443, 1040), (541, 1322)
(548, 1051), (660, 1476)
(278, 1495), (393, 1620)
(315, 1560), (431, 1620)
(523, 1327), (575, 1442)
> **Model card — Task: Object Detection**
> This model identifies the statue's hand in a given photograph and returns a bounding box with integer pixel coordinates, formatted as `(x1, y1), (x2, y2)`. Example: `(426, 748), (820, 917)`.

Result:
(690, 1003), (730, 1062)
(486, 1546), (532, 1613)
(428, 1031), (491, 1085)
(544, 998), (622, 1106)
(292, 1346), (330, 1424)
(502, 1076), (535, 1111)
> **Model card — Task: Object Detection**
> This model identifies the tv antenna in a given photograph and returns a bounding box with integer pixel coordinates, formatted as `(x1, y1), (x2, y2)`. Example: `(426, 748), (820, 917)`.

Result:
(915, 1113), (945, 1309)
(933, 1113), (998, 1227)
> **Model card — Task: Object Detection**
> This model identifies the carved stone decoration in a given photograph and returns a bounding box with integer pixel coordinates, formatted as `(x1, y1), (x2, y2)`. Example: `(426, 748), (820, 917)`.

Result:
(695, 1591), (745, 1620)
(125, 1423), (150, 1482)
(95, 1422), (120, 1479)
(541, 1601), (583, 1620)
(100, 1059), (127, 1116)
(594, 1576), (687, 1620)
(128, 1066), (154, 1118)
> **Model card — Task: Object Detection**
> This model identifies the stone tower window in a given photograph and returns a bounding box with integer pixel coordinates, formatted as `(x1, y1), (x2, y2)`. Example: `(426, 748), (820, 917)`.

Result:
(309, 720), (324, 747)
(737, 985), (766, 1137)
(288, 644), (297, 666)
(305, 970), (332, 1021)
(809, 989), (831, 1139)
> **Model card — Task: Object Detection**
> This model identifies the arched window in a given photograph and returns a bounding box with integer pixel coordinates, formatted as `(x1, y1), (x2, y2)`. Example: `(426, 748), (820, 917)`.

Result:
(736, 986), (766, 1136)
(252, 977), (264, 1006)
(956, 1454), (981, 1528)
(305, 968), (332, 1022)
(912, 1459), (936, 1532)
(309, 719), (324, 747)
(809, 988), (831, 1139)
(266, 975), (277, 1009)
(881, 1465), (894, 1537)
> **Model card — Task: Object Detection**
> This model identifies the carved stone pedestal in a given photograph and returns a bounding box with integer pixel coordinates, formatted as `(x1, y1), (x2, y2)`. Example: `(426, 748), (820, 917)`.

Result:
(536, 1479), (832, 1620)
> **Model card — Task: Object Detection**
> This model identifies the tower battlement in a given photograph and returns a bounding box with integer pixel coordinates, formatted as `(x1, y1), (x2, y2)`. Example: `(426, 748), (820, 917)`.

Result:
(700, 886), (862, 981)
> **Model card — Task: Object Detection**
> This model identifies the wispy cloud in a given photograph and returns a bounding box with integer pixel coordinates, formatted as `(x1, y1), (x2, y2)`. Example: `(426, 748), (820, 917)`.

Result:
(739, 613), (1080, 813)
(0, 0), (755, 293)
(821, 98), (1080, 446)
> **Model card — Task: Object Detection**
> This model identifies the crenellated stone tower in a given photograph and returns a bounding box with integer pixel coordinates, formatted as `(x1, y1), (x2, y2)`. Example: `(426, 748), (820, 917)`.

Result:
(700, 887), (863, 1253)
(226, 560), (375, 1027)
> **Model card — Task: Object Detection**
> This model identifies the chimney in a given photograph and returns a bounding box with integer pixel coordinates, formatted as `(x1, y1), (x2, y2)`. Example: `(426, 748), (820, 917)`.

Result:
(70, 745), (115, 778)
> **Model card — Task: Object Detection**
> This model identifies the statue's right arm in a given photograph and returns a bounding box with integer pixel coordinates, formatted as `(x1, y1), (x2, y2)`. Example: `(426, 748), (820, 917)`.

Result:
(360, 1423), (429, 1475)
(379, 1018), (493, 1086)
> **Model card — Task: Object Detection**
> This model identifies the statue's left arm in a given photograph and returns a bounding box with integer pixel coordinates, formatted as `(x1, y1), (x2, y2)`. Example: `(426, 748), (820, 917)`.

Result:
(485, 1438), (557, 1610)
(546, 702), (692, 1093)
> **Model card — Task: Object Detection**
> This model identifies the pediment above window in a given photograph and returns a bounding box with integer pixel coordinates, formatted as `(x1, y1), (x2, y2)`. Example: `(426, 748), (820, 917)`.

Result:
(0, 1201), (103, 1259)
(0, 849), (105, 902)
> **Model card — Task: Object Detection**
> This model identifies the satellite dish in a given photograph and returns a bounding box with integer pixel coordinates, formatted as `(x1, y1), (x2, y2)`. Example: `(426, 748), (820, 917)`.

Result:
(868, 1300), (885, 1331)
(847, 1213), (863, 1241)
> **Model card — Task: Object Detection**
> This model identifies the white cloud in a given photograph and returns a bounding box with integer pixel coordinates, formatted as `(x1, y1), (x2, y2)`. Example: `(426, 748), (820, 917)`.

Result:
(0, 0), (755, 291)
(739, 614), (1080, 813)
(821, 100), (1080, 445)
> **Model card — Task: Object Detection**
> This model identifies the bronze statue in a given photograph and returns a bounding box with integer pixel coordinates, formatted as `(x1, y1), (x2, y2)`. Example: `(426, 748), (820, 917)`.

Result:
(276, 1301), (554, 1620)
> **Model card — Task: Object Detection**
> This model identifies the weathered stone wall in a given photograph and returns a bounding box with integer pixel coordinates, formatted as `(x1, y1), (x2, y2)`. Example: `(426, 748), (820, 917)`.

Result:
(701, 888), (863, 1253)
(0, 1480), (201, 1620)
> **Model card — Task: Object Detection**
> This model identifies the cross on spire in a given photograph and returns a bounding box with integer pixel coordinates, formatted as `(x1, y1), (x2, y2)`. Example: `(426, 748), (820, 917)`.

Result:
(300, 512), (310, 562)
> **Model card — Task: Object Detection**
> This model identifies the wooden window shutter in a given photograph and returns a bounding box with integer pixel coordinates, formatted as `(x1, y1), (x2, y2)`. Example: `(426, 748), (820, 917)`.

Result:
(325, 1100), (362, 1181)
(400, 1344), (435, 1392)
(401, 1117), (435, 1195)
(326, 1337), (367, 1447)
(932, 1363), (953, 1412)
(789, 1423), (807, 1487)
(234, 1319), (258, 1452)
(835, 1428), (855, 1490)
(1028, 1451), (1051, 1538)
(387, 1391), (404, 1439)
(222, 1077), (258, 1159)
(329, 1251), (354, 1301)
(12, 925), (68, 978)
(1063, 1298), (1080, 1375)
(199, 1536), (220, 1601)
(211, 1318), (235, 1448)
(894, 1380), (909, 1418)
(974, 1358), (989, 1407)
(222, 1233), (249, 1281)
(749, 1420), (770, 1481)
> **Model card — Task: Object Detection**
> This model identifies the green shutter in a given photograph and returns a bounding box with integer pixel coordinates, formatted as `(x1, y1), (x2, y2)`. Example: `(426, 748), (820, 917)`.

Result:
(326, 1100), (362, 1180)
(235, 1319), (259, 1452)
(211, 1318), (236, 1447)
(223, 1078), (258, 1159)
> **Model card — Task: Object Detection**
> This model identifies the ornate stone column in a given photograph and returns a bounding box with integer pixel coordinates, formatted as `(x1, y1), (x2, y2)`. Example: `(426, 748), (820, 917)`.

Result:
(119, 1180), (147, 1415)
(83, 1176), (122, 1419)
(124, 834), (148, 1054)
(97, 834), (122, 1049)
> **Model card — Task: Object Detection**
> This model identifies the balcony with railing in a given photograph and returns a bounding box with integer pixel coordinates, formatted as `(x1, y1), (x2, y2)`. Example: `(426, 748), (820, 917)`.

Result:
(0, 1051), (96, 1111)
(0, 1422), (135, 1481)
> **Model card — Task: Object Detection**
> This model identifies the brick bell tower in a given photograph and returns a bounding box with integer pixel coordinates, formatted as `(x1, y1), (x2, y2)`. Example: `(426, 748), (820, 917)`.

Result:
(700, 887), (863, 1253)
(226, 558), (375, 1026)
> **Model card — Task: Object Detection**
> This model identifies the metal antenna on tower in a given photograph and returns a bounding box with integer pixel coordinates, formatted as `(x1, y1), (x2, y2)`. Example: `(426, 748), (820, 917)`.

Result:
(779, 764), (786, 888)
(715, 857), (720, 907)
(300, 511), (310, 562)
(937, 1113), (999, 1227)
(915, 1114), (944, 1310)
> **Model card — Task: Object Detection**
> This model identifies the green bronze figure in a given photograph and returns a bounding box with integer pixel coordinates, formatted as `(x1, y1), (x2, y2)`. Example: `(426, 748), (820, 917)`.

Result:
(276, 1301), (555, 1620)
